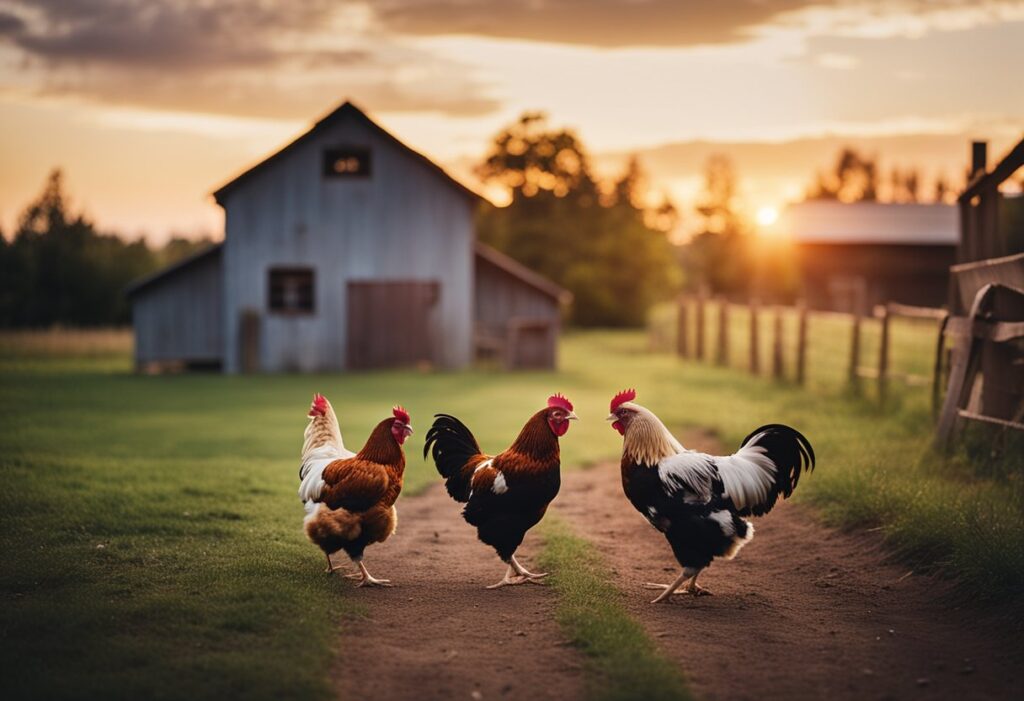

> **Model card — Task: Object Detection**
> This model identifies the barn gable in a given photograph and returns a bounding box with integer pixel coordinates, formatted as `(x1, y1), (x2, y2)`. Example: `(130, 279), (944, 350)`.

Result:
(215, 101), (479, 372)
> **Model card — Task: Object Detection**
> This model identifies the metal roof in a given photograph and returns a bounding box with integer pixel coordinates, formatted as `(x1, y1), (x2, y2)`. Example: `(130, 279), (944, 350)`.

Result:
(780, 201), (958, 246)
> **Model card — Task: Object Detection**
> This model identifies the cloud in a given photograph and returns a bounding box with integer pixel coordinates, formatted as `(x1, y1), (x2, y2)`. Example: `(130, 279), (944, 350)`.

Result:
(2, 0), (333, 69)
(370, 0), (812, 47)
(0, 0), (499, 118)
(368, 0), (1024, 47)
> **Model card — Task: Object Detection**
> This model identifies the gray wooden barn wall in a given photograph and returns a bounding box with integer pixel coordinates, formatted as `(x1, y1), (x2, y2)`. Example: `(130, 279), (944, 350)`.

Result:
(474, 257), (560, 334)
(219, 112), (474, 372)
(132, 251), (223, 365)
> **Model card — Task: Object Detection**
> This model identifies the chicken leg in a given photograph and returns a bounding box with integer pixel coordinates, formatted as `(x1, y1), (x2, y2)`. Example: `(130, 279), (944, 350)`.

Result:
(354, 561), (392, 587)
(645, 567), (702, 603)
(486, 564), (531, 589)
(511, 554), (548, 580)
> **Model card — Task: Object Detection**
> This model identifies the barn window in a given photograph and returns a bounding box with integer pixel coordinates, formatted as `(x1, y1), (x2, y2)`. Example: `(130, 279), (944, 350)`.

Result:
(268, 268), (315, 314)
(323, 147), (371, 178)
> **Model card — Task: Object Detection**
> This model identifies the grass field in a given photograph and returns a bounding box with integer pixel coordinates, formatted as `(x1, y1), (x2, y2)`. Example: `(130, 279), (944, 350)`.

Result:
(1, 327), (1021, 699)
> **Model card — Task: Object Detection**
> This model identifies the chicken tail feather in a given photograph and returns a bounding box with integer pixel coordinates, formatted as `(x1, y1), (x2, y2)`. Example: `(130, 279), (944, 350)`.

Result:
(424, 414), (484, 502)
(735, 423), (816, 515)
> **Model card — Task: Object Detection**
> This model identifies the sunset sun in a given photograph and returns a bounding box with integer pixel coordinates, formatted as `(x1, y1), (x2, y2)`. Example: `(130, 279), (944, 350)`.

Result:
(756, 206), (779, 227)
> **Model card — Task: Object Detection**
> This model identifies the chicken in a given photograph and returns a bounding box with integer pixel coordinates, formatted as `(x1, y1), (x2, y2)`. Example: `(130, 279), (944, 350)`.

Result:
(607, 389), (815, 603)
(423, 394), (578, 589)
(299, 394), (413, 587)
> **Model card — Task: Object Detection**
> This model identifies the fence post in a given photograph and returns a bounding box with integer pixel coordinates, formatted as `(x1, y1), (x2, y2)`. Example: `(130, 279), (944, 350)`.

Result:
(772, 306), (784, 380)
(676, 296), (689, 359)
(716, 297), (729, 366)
(695, 292), (706, 361)
(796, 299), (808, 385)
(849, 309), (861, 393)
(878, 304), (891, 404)
(749, 298), (760, 375)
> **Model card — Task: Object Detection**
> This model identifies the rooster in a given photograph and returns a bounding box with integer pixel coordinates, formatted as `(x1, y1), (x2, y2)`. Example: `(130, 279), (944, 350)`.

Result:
(299, 394), (413, 587)
(607, 389), (815, 603)
(423, 394), (577, 588)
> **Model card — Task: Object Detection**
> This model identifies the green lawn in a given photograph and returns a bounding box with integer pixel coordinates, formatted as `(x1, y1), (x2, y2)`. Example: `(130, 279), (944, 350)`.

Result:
(1, 327), (1021, 700)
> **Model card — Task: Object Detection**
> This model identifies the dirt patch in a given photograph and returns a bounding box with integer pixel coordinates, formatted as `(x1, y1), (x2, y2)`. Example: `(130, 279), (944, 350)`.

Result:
(330, 483), (585, 701)
(556, 432), (1021, 701)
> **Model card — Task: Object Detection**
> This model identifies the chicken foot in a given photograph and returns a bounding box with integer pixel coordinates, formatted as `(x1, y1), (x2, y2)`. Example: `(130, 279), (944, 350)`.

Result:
(353, 561), (392, 588)
(511, 554), (548, 580)
(645, 567), (706, 603)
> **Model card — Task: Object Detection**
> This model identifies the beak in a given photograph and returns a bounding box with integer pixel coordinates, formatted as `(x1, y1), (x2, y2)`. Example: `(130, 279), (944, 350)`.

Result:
(606, 413), (616, 422)
(403, 424), (414, 436)
(567, 411), (579, 421)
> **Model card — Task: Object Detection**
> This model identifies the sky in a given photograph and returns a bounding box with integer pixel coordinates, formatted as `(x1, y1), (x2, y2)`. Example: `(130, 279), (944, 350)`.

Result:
(1, 0), (1022, 243)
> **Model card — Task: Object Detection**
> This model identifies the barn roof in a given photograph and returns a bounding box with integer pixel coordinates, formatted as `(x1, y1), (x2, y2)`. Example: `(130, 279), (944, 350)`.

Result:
(126, 243), (222, 296)
(779, 201), (958, 246)
(211, 101), (483, 204)
(474, 242), (571, 304)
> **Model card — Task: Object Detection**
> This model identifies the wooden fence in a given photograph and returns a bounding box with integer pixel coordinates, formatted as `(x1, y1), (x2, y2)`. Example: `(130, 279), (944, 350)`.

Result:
(671, 294), (949, 405)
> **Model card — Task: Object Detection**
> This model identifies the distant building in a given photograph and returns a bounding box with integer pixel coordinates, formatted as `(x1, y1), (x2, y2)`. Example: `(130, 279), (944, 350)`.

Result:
(780, 201), (958, 312)
(128, 101), (569, 373)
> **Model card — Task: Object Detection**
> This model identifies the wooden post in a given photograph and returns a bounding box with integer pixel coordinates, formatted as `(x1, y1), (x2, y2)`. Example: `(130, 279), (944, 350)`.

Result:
(676, 296), (689, 358)
(796, 300), (808, 385)
(695, 292), (706, 361)
(716, 297), (729, 366)
(749, 298), (760, 375)
(772, 306), (784, 380)
(877, 304), (891, 404)
(849, 309), (861, 393)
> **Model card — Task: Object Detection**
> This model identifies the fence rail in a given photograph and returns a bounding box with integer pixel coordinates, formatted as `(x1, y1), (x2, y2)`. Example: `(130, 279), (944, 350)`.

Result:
(663, 295), (948, 404)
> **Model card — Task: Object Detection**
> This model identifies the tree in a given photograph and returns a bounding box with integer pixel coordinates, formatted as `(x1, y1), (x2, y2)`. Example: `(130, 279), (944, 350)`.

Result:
(476, 113), (679, 327)
(0, 170), (212, 327)
(807, 147), (879, 202)
(679, 155), (756, 296)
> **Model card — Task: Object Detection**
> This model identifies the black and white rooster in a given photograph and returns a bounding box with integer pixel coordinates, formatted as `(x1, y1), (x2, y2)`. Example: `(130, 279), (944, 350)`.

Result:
(607, 389), (815, 603)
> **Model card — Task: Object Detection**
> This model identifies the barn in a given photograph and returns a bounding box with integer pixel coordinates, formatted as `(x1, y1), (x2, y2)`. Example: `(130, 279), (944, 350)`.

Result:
(780, 201), (958, 313)
(127, 101), (569, 373)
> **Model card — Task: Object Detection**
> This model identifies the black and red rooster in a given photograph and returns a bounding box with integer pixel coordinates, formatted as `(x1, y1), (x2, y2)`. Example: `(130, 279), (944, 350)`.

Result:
(424, 394), (577, 588)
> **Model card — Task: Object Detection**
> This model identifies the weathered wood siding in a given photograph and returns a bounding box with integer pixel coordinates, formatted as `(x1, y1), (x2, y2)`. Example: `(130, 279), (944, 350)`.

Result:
(219, 110), (474, 372)
(475, 256), (560, 335)
(797, 242), (955, 312)
(475, 255), (561, 368)
(132, 250), (223, 365)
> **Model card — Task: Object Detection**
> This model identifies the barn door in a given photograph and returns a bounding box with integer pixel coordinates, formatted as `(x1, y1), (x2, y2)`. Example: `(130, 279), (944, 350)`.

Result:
(346, 281), (440, 369)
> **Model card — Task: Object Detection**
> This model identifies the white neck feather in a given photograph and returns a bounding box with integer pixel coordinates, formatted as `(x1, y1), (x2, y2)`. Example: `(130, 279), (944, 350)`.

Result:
(622, 404), (684, 466)
(302, 405), (345, 459)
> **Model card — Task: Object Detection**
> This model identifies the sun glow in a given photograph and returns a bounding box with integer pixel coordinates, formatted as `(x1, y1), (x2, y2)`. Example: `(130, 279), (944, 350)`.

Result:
(756, 206), (779, 227)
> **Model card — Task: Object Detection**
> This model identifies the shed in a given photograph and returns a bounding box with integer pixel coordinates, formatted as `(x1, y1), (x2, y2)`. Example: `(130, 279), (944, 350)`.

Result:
(780, 201), (958, 312)
(128, 100), (568, 372)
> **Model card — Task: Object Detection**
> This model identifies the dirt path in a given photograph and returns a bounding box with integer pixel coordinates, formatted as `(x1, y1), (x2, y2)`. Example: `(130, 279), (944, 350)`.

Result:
(556, 432), (1021, 701)
(330, 482), (585, 701)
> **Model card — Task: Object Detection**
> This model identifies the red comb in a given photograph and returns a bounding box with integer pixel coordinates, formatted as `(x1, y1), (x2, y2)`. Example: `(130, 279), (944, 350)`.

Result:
(547, 393), (574, 412)
(610, 388), (636, 413)
(308, 393), (329, 417)
(392, 405), (410, 423)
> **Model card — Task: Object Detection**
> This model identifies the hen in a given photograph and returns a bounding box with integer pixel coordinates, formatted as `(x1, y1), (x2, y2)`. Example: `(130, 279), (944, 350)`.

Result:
(299, 394), (412, 587)
(608, 389), (815, 603)
(423, 394), (577, 588)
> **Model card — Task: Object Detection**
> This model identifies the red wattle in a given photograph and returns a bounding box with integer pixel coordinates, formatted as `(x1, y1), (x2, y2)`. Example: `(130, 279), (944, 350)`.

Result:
(612, 420), (624, 435)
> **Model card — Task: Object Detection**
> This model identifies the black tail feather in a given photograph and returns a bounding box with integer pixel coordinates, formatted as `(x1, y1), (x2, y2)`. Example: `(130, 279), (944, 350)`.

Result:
(739, 423), (816, 515)
(423, 414), (483, 502)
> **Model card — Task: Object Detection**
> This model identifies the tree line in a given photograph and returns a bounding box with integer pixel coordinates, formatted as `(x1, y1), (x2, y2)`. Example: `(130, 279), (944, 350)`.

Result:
(2, 124), (968, 330)
(0, 171), (213, 328)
